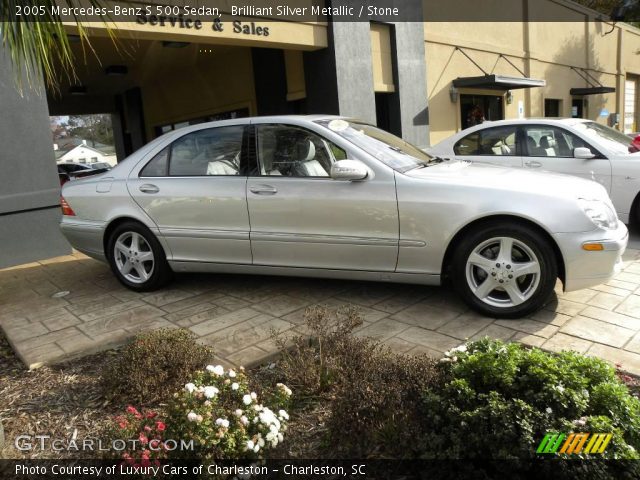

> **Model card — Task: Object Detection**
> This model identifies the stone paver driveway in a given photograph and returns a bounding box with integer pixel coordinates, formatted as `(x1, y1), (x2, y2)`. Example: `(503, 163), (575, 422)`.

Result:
(1, 234), (640, 373)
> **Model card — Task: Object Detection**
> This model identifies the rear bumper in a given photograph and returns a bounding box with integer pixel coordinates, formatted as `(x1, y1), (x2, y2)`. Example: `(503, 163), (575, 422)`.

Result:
(554, 222), (628, 292)
(59, 217), (107, 261)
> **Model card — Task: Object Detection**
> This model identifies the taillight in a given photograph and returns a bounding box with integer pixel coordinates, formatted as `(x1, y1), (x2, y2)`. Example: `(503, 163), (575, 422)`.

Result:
(60, 196), (76, 216)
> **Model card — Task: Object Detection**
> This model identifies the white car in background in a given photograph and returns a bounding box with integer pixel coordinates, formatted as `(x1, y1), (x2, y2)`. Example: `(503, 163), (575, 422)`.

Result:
(429, 119), (640, 224)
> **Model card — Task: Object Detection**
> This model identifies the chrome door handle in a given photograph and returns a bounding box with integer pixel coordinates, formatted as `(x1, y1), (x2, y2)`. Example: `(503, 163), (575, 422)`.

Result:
(250, 185), (277, 195)
(139, 184), (159, 194)
(524, 161), (542, 168)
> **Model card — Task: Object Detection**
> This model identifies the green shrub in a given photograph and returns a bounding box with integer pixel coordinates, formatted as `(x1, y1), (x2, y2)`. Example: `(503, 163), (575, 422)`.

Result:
(103, 328), (214, 405)
(165, 364), (292, 460)
(421, 338), (640, 463)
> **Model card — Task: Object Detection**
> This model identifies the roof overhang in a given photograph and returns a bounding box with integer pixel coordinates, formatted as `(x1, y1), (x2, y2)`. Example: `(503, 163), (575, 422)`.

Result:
(452, 74), (546, 90)
(570, 86), (616, 96)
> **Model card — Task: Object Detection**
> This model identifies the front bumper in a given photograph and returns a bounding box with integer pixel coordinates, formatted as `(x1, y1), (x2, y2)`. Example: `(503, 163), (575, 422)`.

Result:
(553, 222), (628, 292)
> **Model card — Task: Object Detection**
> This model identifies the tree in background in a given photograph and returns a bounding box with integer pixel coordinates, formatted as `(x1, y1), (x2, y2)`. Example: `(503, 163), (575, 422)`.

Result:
(64, 114), (114, 147)
(573, 0), (640, 25)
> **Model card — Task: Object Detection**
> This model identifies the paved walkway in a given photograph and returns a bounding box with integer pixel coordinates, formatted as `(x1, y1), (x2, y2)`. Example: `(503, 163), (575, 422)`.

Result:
(1, 234), (640, 374)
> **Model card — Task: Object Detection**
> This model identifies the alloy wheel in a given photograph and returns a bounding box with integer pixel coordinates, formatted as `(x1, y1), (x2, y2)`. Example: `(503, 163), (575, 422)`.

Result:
(113, 231), (155, 284)
(465, 236), (541, 308)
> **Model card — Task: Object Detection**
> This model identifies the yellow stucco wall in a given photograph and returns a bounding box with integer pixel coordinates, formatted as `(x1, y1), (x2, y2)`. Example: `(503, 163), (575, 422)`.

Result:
(425, 0), (640, 145)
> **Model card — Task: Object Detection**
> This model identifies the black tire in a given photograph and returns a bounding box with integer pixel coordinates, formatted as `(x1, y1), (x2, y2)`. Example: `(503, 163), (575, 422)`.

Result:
(106, 221), (173, 292)
(451, 223), (558, 319)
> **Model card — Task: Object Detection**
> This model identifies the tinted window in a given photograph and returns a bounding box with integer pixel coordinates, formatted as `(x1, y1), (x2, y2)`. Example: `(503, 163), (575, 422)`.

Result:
(169, 126), (244, 176)
(454, 132), (480, 155)
(454, 126), (517, 156)
(256, 125), (345, 177)
(140, 147), (169, 177)
(523, 126), (589, 158)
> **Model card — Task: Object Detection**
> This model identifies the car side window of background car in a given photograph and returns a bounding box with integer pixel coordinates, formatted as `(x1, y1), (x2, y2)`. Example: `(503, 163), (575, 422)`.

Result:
(168, 126), (244, 176)
(256, 124), (346, 177)
(140, 147), (169, 177)
(523, 126), (589, 158)
(454, 126), (517, 156)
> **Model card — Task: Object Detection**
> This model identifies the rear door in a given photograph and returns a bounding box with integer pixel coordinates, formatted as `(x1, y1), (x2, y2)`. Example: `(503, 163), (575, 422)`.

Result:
(452, 125), (522, 167)
(128, 125), (252, 264)
(522, 124), (612, 192)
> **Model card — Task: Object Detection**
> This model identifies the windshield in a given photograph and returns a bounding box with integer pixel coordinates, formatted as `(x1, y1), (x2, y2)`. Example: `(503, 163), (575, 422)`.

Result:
(572, 121), (636, 155)
(316, 119), (433, 172)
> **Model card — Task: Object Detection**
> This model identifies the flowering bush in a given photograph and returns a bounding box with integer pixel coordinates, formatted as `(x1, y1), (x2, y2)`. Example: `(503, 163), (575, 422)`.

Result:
(165, 364), (292, 460)
(110, 406), (168, 467)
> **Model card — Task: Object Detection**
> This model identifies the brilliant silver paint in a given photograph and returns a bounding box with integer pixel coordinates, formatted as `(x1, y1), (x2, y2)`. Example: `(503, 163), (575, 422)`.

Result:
(60, 115), (628, 294)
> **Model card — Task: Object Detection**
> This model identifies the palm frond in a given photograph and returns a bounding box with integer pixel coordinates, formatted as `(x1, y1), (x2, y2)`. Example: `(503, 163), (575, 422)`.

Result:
(0, 0), (116, 95)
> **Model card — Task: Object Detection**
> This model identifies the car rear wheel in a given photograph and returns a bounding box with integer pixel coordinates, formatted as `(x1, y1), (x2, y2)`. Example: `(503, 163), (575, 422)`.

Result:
(451, 224), (557, 319)
(107, 221), (172, 291)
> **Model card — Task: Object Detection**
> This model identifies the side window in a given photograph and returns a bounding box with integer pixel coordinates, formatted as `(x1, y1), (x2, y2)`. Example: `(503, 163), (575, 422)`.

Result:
(524, 126), (588, 158)
(454, 132), (480, 155)
(255, 125), (346, 177)
(169, 126), (244, 176)
(140, 147), (169, 177)
(454, 127), (517, 156)
(478, 127), (517, 155)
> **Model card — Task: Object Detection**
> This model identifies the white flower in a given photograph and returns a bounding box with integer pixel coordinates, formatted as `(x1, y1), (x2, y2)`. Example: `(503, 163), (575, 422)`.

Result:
(228, 369), (237, 378)
(231, 382), (239, 391)
(546, 407), (553, 414)
(203, 386), (219, 399)
(206, 364), (225, 376)
(187, 411), (198, 422)
(257, 437), (265, 447)
(250, 392), (257, 400)
(234, 409), (243, 417)
(439, 357), (451, 364)
(278, 409), (289, 420)
(276, 383), (292, 396)
(245, 440), (255, 451)
(215, 418), (230, 428)
(184, 383), (196, 393)
(556, 384), (565, 394)
(240, 416), (249, 425)
(242, 394), (252, 405)
(277, 433), (283, 443)
(253, 444), (260, 453)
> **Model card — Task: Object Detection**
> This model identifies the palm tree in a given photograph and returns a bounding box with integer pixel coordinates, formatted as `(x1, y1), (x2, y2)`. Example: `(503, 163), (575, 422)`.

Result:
(0, 0), (111, 94)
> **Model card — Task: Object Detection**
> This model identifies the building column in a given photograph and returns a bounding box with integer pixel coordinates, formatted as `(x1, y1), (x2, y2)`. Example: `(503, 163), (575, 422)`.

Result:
(0, 47), (71, 268)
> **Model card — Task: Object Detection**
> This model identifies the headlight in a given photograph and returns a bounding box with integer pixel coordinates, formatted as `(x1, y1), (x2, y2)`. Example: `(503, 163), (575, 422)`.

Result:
(577, 198), (618, 230)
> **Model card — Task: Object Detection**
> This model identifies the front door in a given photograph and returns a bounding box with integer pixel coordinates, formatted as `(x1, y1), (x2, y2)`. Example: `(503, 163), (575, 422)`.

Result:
(128, 125), (253, 264)
(246, 123), (399, 271)
(522, 124), (612, 192)
(460, 94), (504, 129)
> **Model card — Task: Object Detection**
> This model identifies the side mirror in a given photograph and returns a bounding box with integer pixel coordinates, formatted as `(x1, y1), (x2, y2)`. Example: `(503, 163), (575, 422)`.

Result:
(330, 160), (369, 181)
(574, 147), (596, 159)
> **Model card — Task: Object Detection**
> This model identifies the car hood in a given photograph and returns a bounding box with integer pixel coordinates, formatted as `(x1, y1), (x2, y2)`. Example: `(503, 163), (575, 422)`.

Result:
(404, 160), (609, 200)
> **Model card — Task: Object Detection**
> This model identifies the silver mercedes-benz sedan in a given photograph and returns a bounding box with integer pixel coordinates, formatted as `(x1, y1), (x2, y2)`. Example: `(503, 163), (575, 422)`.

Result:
(60, 115), (628, 319)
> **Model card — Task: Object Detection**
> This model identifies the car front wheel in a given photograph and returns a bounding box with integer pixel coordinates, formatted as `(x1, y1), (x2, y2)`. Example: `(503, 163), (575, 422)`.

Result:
(107, 221), (172, 291)
(451, 224), (558, 319)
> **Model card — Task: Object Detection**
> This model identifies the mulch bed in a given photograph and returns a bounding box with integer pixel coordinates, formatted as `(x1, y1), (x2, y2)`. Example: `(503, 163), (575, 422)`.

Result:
(0, 332), (328, 460)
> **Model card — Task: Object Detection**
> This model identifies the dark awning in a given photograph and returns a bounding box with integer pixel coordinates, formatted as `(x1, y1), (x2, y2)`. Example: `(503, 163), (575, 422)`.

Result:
(570, 86), (616, 96)
(453, 74), (546, 90)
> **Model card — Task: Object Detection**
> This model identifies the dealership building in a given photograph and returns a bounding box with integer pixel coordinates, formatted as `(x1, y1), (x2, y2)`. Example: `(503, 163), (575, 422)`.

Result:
(1, 0), (640, 268)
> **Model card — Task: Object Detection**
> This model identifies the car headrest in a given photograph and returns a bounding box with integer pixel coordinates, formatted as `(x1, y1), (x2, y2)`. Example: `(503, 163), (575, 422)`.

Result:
(540, 136), (555, 149)
(298, 140), (316, 161)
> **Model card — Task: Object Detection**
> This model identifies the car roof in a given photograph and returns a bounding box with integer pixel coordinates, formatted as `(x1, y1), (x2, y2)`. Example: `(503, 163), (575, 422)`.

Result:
(465, 117), (591, 128)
